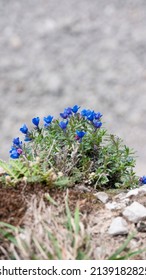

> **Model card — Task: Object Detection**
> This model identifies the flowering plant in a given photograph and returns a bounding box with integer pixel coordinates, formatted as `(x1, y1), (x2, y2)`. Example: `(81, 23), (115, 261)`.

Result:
(0, 105), (141, 188)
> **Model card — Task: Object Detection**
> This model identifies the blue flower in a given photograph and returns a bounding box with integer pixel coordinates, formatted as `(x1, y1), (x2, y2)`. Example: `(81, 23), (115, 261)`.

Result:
(81, 109), (93, 118)
(94, 112), (102, 120)
(32, 117), (40, 127)
(64, 107), (72, 116)
(60, 107), (74, 119)
(60, 112), (68, 119)
(72, 105), (80, 113)
(75, 130), (86, 140)
(81, 109), (102, 121)
(43, 115), (53, 127)
(80, 109), (88, 117)
(93, 120), (102, 129)
(139, 176), (146, 184)
(20, 124), (28, 134)
(13, 137), (22, 147)
(87, 111), (95, 121)
(59, 120), (68, 130)
(9, 147), (20, 159)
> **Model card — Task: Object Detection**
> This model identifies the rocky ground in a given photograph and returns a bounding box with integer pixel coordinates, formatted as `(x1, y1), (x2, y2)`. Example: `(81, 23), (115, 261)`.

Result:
(0, 0), (146, 175)
(1, 182), (146, 259)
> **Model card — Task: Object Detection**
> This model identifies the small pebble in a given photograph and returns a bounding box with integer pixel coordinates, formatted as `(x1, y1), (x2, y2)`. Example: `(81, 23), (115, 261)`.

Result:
(94, 192), (109, 203)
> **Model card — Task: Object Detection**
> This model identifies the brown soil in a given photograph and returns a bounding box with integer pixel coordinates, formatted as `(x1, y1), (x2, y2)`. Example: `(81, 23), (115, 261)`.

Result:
(0, 182), (103, 227)
(0, 187), (26, 226)
(0, 182), (47, 226)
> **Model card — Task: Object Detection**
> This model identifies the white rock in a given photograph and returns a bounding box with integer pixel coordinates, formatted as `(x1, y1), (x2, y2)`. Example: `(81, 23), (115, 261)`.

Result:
(108, 217), (128, 236)
(126, 187), (146, 198)
(94, 192), (109, 203)
(126, 188), (139, 198)
(114, 192), (126, 200)
(123, 201), (146, 223)
(105, 201), (127, 210)
(106, 202), (118, 210)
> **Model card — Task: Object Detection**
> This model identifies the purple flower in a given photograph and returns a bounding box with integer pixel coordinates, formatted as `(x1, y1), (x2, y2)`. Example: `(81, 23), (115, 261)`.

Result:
(59, 120), (68, 130)
(139, 176), (146, 184)
(32, 117), (40, 127)
(93, 120), (102, 129)
(43, 115), (53, 127)
(75, 130), (86, 141)
(20, 124), (28, 134)
(17, 148), (23, 154)
(72, 105), (80, 113)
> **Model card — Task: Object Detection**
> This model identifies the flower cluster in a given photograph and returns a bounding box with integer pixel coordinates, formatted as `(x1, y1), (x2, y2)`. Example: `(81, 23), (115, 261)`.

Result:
(58, 106), (102, 141)
(9, 105), (103, 158)
(9, 137), (23, 159)
(7, 104), (143, 189)
(81, 109), (102, 129)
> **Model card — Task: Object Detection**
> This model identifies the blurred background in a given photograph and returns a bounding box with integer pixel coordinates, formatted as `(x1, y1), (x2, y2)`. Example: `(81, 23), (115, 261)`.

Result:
(0, 0), (146, 175)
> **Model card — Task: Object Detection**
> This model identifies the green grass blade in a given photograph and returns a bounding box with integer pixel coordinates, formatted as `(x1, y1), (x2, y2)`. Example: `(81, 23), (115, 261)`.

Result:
(44, 193), (58, 206)
(0, 222), (18, 231)
(74, 206), (80, 235)
(108, 233), (135, 260)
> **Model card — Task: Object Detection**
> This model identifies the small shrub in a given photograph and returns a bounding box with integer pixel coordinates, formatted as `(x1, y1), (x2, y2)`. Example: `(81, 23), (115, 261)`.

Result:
(0, 105), (140, 188)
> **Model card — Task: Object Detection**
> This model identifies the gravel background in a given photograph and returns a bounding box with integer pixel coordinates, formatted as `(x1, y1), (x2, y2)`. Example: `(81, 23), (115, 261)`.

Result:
(0, 0), (146, 175)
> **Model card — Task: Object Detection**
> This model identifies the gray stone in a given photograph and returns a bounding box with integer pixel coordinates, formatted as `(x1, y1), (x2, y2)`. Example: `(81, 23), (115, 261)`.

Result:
(94, 192), (109, 204)
(108, 217), (128, 236)
(75, 184), (90, 192)
(123, 201), (146, 223)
